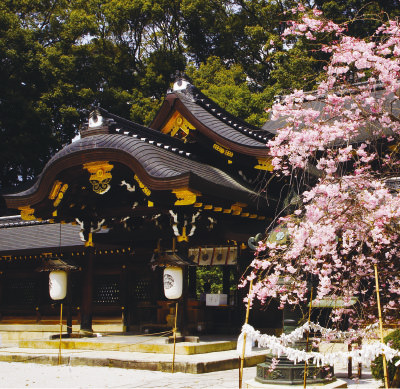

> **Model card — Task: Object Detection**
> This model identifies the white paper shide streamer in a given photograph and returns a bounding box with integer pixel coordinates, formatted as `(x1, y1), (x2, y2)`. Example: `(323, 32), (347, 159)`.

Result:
(238, 322), (400, 366)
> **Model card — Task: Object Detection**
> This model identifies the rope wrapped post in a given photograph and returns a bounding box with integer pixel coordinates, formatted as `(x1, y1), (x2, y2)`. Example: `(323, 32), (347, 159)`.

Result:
(239, 279), (253, 389)
(303, 287), (313, 389)
(172, 302), (178, 373)
(374, 263), (389, 389)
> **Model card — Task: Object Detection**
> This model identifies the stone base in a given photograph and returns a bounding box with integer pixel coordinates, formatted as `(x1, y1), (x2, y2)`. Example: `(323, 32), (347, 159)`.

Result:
(165, 335), (199, 344)
(255, 355), (334, 386)
(246, 378), (348, 388)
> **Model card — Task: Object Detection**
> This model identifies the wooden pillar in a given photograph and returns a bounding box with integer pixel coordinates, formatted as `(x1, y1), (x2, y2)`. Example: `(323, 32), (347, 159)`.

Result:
(0, 271), (3, 321)
(179, 266), (189, 336)
(121, 264), (128, 332)
(80, 233), (94, 333)
(188, 266), (197, 299)
(66, 273), (73, 336)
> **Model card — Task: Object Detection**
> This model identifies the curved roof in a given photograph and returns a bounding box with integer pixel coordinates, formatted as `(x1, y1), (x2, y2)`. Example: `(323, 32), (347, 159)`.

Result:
(177, 91), (267, 148)
(150, 84), (271, 158)
(4, 133), (268, 210)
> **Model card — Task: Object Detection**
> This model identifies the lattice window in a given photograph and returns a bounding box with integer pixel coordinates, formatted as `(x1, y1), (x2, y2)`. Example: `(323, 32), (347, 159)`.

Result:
(130, 278), (152, 302)
(93, 275), (120, 304)
(4, 278), (37, 305)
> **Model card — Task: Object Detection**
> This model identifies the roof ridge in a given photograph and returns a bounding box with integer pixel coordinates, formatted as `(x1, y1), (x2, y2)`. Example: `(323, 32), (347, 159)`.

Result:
(176, 85), (273, 143)
(0, 217), (49, 229)
(94, 108), (197, 161)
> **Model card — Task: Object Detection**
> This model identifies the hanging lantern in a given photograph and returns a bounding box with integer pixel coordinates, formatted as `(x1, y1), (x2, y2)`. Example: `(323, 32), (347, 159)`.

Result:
(163, 266), (183, 299)
(49, 270), (67, 300)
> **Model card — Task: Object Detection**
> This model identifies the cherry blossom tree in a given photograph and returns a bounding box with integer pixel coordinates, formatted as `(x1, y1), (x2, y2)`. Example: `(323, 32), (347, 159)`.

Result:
(246, 7), (400, 328)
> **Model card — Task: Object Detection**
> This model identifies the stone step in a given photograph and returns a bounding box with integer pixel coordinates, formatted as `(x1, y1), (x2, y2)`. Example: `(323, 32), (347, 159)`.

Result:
(0, 323), (125, 342)
(0, 347), (268, 374)
(19, 337), (237, 355)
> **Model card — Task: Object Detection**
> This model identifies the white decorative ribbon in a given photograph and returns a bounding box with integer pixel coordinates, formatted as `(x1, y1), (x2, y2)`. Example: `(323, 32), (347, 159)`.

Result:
(238, 323), (400, 366)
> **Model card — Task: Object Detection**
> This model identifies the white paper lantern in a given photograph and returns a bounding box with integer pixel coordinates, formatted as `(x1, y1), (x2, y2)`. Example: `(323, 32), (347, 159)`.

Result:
(49, 270), (67, 300)
(163, 266), (183, 299)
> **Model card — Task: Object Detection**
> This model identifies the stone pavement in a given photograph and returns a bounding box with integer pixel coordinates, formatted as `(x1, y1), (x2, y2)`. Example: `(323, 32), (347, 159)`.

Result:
(0, 361), (382, 388)
(0, 334), (383, 388)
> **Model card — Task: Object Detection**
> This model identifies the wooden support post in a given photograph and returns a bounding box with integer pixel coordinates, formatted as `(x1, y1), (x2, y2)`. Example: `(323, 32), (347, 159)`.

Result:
(172, 302), (178, 373)
(66, 273), (72, 336)
(121, 264), (128, 332)
(303, 287), (313, 389)
(239, 279), (253, 389)
(58, 303), (63, 365)
(176, 240), (189, 337)
(374, 263), (389, 389)
(81, 233), (94, 334)
(188, 266), (197, 299)
(348, 343), (353, 378)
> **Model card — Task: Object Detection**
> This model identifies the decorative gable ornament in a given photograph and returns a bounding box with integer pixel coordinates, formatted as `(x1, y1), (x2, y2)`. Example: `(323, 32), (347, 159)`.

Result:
(83, 161), (114, 195)
(161, 111), (196, 142)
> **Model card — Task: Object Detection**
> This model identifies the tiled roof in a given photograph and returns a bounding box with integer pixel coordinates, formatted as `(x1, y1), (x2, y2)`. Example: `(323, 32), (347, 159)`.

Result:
(0, 217), (83, 255)
(187, 86), (274, 141)
(176, 91), (267, 148)
(94, 108), (197, 160)
(4, 133), (265, 207)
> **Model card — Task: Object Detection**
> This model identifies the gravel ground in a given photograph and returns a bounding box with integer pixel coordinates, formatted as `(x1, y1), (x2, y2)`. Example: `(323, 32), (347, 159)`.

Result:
(0, 362), (382, 388)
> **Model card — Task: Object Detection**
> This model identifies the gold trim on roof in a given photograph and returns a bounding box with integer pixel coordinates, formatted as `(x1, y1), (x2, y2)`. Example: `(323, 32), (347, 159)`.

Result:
(254, 158), (274, 171)
(161, 111), (196, 142)
(53, 183), (68, 207)
(48, 180), (63, 200)
(173, 188), (200, 206)
(134, 174), (151, 196)
(19, 206), (36, 221)
(213, 143), (234, 158)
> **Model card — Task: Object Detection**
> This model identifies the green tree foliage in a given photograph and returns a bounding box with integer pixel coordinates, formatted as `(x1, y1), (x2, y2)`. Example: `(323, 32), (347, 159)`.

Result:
(313, 0), (400, 37)
(186, 56), (271, 126)
(196, 266), (236, 297)
(1, 0), (395, 188)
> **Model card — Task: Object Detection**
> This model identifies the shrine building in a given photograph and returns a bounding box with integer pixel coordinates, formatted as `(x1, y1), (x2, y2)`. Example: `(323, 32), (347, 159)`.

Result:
(0, 78), (287, 337)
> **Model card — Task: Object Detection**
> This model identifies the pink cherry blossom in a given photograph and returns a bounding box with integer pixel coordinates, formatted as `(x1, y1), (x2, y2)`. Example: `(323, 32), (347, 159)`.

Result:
(247, 10), (400, 329)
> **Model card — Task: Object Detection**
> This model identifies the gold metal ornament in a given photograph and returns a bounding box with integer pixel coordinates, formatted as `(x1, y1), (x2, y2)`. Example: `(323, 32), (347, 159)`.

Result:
(83, 162), (114, 195)
(172, 188), (199, 205)
(19, 206), (36, 221)
(161, 111), (196, 141)
(254, 158), (274, 171)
